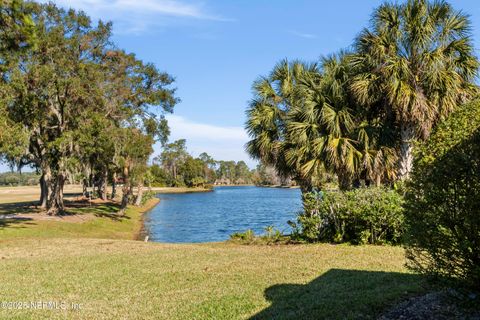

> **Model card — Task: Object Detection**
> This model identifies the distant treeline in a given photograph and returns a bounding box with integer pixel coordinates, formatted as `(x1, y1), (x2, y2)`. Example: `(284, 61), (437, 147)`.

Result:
(0, 138), (289, 189)
(0, 172), (40, 186)
(148, 139), (291, 188)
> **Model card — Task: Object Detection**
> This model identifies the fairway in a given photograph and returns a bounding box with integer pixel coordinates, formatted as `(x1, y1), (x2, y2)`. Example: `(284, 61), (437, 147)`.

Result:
(0, 238), (427, 320)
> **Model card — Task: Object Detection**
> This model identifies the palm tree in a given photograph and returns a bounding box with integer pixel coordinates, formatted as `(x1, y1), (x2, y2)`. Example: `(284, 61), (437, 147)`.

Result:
(350, 0), (479, 179)
(246, 56), (397, 191)
(246, 60), (327, 191)
(283, 54), (361, 190)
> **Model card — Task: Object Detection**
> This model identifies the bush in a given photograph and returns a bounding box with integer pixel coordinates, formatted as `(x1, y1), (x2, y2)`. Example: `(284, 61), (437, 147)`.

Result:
(230, 229), (255, 243)
(189, 176), (205, 188)
(405, 100), (480, 287)
(0, 172), (40, 186)
(261, 225), (284, 244)
(230, 227), (287, 245)
(139, 191), (157, 206)
(290, 187), (404, 244)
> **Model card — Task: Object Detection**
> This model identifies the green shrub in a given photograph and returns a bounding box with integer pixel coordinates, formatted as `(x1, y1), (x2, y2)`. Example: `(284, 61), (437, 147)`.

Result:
(0, 172), (40, 186)
(405, 100), (480, 287)
(290, 187), (404, 244)
(204, 183), (214, 190)
(189, 176), (205, 188)
(230, 227), (287, 245)
(139, 191), (157, 206)
(230, 229), (255, 243)
(261, 225), (284, 243)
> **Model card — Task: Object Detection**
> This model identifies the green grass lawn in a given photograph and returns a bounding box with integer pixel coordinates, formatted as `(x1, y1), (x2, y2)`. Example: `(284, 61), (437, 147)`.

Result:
(0, 186), (431, 319)
(0, 239), (430, 320)
(0, 185), (158, 241)
(0, 199), (158, 241)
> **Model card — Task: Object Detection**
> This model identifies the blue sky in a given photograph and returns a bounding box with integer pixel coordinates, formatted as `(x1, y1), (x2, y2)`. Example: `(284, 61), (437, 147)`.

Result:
(3, 0), (480, 171)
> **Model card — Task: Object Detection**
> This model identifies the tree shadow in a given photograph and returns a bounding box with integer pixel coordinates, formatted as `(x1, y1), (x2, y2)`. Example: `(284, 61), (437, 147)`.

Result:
(67, 200), (127, 221)
(64, 192), (83, 198)
(0, 198), (125, 223)
(93, 210), (130, 222)
(250, 269), (428, 320)
(0, 216), (36, 229)
(0, 201), (41, 215)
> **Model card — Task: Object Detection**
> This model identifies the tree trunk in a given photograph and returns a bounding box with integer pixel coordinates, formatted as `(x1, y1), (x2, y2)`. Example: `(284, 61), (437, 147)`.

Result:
(39, 173), (48, 209)
(47, 172), (65, 215)
(134, 182), (144, 206)
(111, 172), (117, 200)
(82, 178), (88, 197)
(119, 166), (130, 215)
(297, 177), (313, 194)
(375, 175), (381, 187)
(39, 165), (51, 209)
(337, 170), (353, 191)
(398, 123), (416, 180)
(100, 171), (108, 201)
(92, 182), (96, 199)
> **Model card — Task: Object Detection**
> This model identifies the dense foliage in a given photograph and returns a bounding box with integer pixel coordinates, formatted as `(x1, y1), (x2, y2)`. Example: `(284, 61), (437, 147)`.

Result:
(405, 100), (480, 287)
(0, 172), (39, 186)
(245, 0), (478, 191)
(0, 1), (178, 214)
(150, 139), (256, 187)
(230, 226), (285, 245)
(290, 187), (404, 244)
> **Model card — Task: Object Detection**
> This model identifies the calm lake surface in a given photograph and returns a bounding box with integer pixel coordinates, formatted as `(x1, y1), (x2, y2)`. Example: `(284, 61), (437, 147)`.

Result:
(144, 186), (302, 243)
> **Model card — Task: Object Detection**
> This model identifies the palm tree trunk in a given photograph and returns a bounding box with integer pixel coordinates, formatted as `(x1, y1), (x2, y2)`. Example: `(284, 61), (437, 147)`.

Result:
(398, 123), (416, 180)
(338, 173), (353, 191)
(375, 175), (381, 187)
(297, 177), (313, 194)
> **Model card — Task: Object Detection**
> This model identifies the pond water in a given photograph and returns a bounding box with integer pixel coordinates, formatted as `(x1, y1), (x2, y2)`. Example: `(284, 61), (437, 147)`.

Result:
(144, 186), (302, 243)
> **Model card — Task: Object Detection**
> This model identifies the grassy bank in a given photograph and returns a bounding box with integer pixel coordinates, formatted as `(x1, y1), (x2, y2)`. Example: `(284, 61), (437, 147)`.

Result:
(0, 239), (429, 320)
(0, 185), (160, 241)
(0, 198), (159, 241)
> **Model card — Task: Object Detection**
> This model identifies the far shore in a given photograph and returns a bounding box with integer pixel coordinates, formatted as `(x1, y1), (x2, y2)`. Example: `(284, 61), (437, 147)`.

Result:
(149, 187), (213, 194)
(257, 185), (300, 189)
(214, 184), (300, 189)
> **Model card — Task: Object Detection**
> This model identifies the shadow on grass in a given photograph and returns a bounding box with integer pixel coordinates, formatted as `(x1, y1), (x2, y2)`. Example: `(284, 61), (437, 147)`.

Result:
(69, 200), (127, 221)
(250, 269), (428, 320)
(0, 217), (36, 229)
(0, 201), (40, 215)
(0, 198), (126, 224)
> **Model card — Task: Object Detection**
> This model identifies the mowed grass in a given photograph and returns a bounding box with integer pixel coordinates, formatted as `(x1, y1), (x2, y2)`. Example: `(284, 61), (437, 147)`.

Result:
(0, 239), (429, 320)
(0, 185), (157, 240)
(0, 186), (430, 319)
(0, 202), (152, 240)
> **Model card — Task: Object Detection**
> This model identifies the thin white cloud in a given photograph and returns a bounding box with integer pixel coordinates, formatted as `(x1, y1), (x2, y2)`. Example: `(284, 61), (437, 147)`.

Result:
(40, 0), (230, 33)
(289, 30), (318, 39)
(152, 115), (256, 167)
(166, 114), (247, 142)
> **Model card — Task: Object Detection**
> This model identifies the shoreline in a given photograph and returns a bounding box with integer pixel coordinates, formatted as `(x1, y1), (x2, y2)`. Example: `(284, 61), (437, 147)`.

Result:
(257, 185), (300, 189)
(135, 197), (161, 241)
(149, 187), (213, 194)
